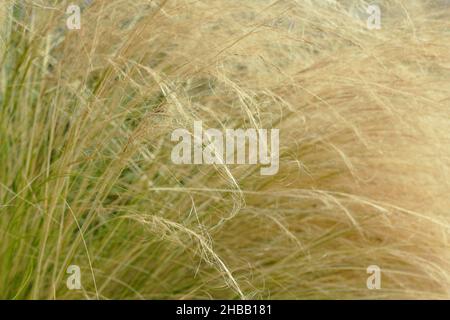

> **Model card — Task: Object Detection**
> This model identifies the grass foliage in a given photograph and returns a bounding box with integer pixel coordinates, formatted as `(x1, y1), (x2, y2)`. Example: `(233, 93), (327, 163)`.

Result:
(0, 0), (449, 299)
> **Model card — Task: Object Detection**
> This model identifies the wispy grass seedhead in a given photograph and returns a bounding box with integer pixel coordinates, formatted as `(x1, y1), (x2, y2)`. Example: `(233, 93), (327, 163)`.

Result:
(0, 0), (449, 299)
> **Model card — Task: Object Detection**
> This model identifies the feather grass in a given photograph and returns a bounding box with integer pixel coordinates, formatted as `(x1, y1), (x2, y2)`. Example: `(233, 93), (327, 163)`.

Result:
(0, 0), (449, 299)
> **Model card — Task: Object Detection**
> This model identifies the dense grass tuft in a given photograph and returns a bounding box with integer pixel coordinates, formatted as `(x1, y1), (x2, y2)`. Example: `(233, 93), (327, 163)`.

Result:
(0, 0), (449, 299)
